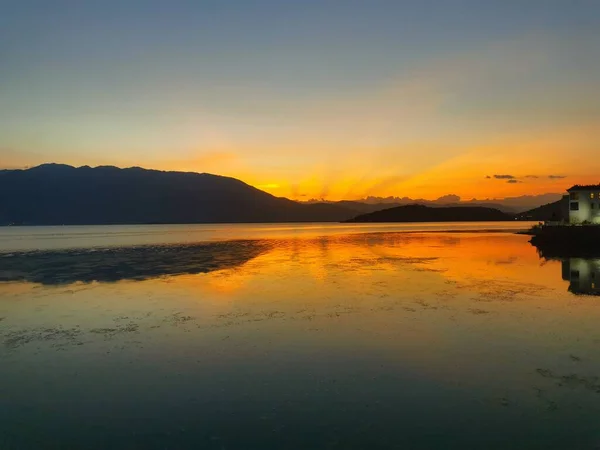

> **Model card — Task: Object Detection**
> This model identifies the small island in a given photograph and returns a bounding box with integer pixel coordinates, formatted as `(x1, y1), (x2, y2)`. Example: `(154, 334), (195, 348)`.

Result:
(344, 204), (513, 222)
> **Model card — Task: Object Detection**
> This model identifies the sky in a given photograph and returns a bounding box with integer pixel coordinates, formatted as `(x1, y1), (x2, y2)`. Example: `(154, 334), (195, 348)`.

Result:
(1, 0), (599, 201)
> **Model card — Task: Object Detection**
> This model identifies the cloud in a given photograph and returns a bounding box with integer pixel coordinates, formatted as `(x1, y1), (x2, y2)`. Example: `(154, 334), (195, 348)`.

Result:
(488, 173), (566, 183)
(485, 175), (491, 179)
(436, 194), (461, 203)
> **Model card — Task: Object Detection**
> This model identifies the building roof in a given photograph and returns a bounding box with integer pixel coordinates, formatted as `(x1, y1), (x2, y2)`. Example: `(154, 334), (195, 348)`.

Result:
(567, 184), (600, 192)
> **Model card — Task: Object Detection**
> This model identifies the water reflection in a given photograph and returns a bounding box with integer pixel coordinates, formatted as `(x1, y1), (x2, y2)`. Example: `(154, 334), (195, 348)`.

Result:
(0, 232), (533, 287)
(529, 235), (600, 296)
(3, 230), (597, 299)
(2, 231), (600, 449)
(561, 258), (600, 295)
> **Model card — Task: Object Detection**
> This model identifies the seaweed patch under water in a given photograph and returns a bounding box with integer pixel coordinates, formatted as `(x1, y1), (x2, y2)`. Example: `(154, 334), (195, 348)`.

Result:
(0, 240), (272, 285)
(90, 322), (140, 337)
(536, 368), (600, 393)
(3, 326), (83, 349)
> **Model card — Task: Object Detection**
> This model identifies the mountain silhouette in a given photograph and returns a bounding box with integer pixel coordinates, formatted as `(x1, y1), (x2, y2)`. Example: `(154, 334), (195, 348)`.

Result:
(345, 204), (513, 222)
(0, 164), (356, 225)
(310, 199), (517, 213)
(0, 164), (563, 225)
(516, 199), (566, 221)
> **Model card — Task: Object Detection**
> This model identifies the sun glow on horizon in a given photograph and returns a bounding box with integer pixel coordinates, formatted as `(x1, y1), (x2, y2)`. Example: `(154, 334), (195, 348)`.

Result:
(1, 2), (598, 201)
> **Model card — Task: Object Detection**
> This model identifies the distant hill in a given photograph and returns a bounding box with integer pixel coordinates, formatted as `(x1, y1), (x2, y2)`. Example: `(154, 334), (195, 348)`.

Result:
(345, 204), (514, 222)
(305, 199), (517, 214)
(516, 199), (566, 221)
(0, 164), (357, 225)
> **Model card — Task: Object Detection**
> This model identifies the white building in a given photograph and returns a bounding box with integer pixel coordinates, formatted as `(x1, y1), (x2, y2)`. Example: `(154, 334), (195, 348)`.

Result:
(567, 185), (600, 224)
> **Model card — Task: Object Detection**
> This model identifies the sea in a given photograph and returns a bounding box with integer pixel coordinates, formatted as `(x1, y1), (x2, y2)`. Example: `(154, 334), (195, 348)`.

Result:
(1, 222), (600, 449)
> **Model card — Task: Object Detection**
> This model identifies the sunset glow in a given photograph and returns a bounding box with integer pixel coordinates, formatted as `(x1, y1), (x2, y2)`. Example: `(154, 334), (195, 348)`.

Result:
(1, 1), (599, 201)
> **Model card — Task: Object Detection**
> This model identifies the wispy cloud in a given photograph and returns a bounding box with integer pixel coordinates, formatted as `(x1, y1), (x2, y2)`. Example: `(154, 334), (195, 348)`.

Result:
(487, 174), (567, 182)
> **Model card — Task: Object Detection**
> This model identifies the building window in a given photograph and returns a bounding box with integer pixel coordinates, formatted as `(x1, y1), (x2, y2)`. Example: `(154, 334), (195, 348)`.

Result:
(592, 203), (596, 209)
(570, 192), (580, 200)
(570, 202), (579, 211)
(592, 193), (596, 199)
(571, 270), (580, 279)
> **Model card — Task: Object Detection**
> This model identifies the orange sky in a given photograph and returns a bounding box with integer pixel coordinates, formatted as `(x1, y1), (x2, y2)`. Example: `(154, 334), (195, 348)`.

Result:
(2, 3), (599, 201)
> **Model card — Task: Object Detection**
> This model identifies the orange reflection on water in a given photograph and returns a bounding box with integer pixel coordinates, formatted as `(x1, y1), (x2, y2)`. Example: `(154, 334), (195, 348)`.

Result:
(3, 231), (600, 402)
(168, 232), (567, 301)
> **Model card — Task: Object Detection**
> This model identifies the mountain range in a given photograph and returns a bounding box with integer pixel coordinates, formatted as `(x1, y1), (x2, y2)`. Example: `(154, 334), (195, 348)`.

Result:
(0, 164), (354, 225)
(0, 164), (564, 225)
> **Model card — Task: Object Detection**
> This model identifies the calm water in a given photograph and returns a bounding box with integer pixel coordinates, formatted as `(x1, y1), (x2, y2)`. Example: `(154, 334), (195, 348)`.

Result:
(0, 221), (534, 252)
(2, 223), (600, 449)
